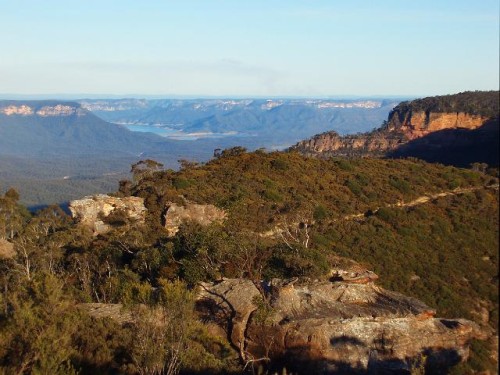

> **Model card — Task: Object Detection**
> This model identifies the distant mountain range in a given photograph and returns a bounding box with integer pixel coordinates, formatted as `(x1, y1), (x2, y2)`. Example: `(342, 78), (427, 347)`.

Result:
(0, 100), (170, 157)
(0, 101), (221, 206)
(0, 98), (400, 206)
(4, 93), (495, 207)
(291, 91), (499, 168)
(78, 98), (400, 147)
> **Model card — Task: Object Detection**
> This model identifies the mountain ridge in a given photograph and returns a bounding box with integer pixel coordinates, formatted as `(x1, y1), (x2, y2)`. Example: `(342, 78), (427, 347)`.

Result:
(80, 98), (400, 141)
(290, 91), (499, 167)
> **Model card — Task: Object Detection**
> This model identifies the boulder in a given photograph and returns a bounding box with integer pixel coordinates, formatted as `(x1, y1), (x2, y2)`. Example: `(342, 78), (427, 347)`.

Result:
(69, 194), (146, 234)
(197, 279), (261, 355)
(196, 277), (484, 374)
(164, 202), (226, 236)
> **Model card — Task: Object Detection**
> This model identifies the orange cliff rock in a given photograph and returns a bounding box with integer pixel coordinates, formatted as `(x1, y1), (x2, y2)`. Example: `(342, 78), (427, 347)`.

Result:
(290, 92), (498, 158)
(391, 111), (488, 140)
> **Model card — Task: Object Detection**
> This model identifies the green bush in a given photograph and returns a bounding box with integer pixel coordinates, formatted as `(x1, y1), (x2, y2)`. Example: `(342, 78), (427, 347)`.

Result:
(313, 205), (328, 221)
(345, 179), (362, 196)
(172, 177), (192, 189)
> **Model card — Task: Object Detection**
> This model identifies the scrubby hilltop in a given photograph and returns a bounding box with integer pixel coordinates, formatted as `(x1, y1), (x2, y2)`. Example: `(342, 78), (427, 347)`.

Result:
(291, 91), (499, 167)
(0, 149), (498, 373)
(105, 150), (500, 373)
(33, 151), (500, 373)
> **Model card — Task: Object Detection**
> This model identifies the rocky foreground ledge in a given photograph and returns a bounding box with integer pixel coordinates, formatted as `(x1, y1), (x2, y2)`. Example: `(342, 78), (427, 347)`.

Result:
(197, 277), (484, 374)
(81, 274), (485, 374)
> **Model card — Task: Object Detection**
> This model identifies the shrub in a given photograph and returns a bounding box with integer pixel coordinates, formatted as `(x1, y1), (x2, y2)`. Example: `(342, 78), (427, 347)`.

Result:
(345, 179), (362, 196)
(313, 205), (328, 221)
(335, 159), (354, 171)
(172, 178), (192, 189)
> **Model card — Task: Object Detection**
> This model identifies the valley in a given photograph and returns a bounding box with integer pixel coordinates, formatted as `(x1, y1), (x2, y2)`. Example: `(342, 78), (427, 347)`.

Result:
(79, 98), (400, 147)
(0, 97), (400, 208)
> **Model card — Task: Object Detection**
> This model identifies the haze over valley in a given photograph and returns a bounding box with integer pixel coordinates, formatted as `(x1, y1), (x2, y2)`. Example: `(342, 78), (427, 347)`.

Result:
(80, 98), (399, 144)
(0, 97), (400, 207)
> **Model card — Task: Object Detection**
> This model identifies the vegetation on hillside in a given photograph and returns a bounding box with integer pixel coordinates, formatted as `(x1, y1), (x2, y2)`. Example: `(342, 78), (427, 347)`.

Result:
(129, 150), (493, 231)
(0, 150), (498, 374)
(390, 91), (499, 119)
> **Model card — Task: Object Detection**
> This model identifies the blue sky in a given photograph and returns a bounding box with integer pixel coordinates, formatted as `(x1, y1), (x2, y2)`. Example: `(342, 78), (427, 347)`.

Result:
(0, 0), (498, 97)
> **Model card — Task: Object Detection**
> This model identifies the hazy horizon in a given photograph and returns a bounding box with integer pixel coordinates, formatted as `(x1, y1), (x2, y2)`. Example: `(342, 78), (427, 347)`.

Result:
(0, 93), (417, 101)
(1, 0), (498, 97)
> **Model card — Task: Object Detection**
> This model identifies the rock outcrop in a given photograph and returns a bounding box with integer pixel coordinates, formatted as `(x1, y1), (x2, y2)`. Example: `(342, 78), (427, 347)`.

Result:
(291, 91), (499, 162)
(69, 194), (146, 234)
(391, 111), (487, 140)
(197, 274), (485, 374)
(292, 130), (405, 158)
(0, 104), (34, 116)
(164, 202), (226, 236)
(79, 303), (134, 325)
(79, 267), (487, 373)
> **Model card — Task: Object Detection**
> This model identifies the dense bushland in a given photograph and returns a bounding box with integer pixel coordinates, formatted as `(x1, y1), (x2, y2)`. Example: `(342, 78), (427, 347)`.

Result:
(390, 90), (499, 119)
(0, 150), (497, 374)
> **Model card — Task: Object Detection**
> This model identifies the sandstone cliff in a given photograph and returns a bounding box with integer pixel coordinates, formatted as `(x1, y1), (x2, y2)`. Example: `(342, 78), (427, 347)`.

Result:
(291, 91), (499, 163)
(0, 101), (86, 117)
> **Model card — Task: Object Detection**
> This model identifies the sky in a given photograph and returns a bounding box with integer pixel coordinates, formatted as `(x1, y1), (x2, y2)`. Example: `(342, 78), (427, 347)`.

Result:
(0, 0), (498, 98)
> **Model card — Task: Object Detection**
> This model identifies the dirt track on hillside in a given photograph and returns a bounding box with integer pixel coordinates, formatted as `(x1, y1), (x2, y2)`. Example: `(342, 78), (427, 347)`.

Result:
(338, 184), (499, 222)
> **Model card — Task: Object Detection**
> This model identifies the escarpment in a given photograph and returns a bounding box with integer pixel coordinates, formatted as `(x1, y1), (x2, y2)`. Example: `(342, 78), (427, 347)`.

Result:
(293, 129), (405, 158)
(0, 101), (87, 117)
(291, 91), (499, 165)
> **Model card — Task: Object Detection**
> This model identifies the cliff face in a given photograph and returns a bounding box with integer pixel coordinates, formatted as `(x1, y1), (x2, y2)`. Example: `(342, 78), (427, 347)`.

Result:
(293, 130), (404, 157)
(0, 101), (86, 117)
(291, 91), (498, 161)
(388, 110), (488, 140)
(197, 274), (485, 374)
